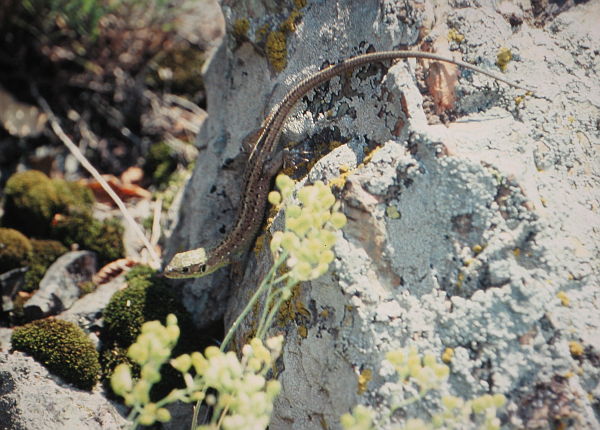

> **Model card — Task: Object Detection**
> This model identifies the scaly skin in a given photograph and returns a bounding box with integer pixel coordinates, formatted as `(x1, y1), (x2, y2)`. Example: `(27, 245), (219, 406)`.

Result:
(163, 50), (531, 279)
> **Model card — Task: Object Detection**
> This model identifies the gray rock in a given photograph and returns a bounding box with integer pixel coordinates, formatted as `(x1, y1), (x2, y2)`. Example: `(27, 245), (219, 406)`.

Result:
(57, 275), (125, 331)
(0, 267), (27, 313)
(165, 0), (600, 429)
(0, 351), (128, 429)
(23, 251), (97, 321)
(0, 327), (12, 353)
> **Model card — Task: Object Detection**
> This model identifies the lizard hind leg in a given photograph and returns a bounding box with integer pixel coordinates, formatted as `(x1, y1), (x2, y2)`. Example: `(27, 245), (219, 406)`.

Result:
(241, 127), (266, 154)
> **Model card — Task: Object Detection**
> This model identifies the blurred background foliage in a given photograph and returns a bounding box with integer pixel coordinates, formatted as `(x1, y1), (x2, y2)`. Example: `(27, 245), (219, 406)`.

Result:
(0, 0), (208, 185)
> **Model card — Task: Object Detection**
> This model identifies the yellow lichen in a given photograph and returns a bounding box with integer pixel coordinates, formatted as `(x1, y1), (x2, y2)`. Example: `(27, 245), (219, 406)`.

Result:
(328, 140), (343, 151)
(556, 291), (570, 307)
(297, 325), (308, 338)
(513, 248), (521, 257)
(357, 369), (372, 394)
(255, 23), (270, 43)
(496, 47), (513, 72)
(386, 205), (400, 219)
(442, 347), (454, 363)
(276, 284), (309, 328)
(232, 18), (250, 39)
(569, 341), (584, 357)
(361, 146), (382, 166)
(472, 244), (483, 255)
(338, 164), (350, 174)
(266, 31), (287, 72)
(456, 271), (465, 288)
(328, 172), (349, 191)
(447, 28), (465, 43)
(253, 232), (266, 254)
(294, 0), (307, 8)
(280, 10), (302, 33)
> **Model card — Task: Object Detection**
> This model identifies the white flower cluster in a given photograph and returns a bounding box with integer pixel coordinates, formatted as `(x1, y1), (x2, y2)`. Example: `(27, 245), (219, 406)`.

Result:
(111, 314), (283, 430)
(111, 314), (180, 425)
(386, 347), (450, 392)
(340, 348), (507, 430)
(430, 393), (506, 430)
(268, 174), (347, 281)
(182, 336), (283, 430)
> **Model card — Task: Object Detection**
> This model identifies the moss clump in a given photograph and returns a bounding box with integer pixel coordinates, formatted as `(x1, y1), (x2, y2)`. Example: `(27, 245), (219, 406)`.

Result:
(53, 179), (95, 217)
(103, 265), (192, 346)
(3, 171), (60, 237)
(23, 239), (68, 292)
(0, 228), (32, 273)
(145, 44), (205, 96)
(51, 213), (124, 266)
(101, 265), (197, 397)
(2, 170), (95, 237)
(143, 142), (178, 187)
(11, 318), (101, 390)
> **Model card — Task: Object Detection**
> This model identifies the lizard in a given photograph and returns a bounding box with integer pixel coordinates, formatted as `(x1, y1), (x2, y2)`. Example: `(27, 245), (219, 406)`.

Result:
(163, 50), (532, 279)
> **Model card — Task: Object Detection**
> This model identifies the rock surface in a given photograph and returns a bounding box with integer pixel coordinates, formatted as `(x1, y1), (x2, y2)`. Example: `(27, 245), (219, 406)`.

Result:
(23, 251), (97, 321)
(57, 275), (125, 330)
(166, 0), (600, 429)
(0, 351), (128, 430)
(0, 267), (26, 313)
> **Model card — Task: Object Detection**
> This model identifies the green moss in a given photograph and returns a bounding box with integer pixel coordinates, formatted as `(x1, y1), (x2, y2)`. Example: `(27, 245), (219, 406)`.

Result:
(22, 239), (68, 292)
(92, 217), (124, 263)
(146, 45), (205, 95)
(0, 228), (32, 273)
(11, 318), (101, 390)
(3, 171), (59, 237)
(53, 179), (95, 217)
(51, 213), (124, 266)
(78, 280), (96, 295)
(143, 142), (178, 187)
(2, 170), (95, 238)
(101, 265), (197, 397)
(103, 265), (192, 346)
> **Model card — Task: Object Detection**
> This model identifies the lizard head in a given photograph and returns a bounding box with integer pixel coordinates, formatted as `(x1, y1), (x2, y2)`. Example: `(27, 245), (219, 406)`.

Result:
(163, 248), (212, 279)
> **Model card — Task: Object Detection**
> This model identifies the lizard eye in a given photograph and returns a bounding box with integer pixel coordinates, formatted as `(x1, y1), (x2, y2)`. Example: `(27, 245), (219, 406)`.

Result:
(182, 267), (189, 273)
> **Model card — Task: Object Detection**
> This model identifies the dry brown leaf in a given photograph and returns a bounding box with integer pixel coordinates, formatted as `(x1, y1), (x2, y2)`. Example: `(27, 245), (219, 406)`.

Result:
(422, 39), (459, 114)
(84, 174), (151, 204)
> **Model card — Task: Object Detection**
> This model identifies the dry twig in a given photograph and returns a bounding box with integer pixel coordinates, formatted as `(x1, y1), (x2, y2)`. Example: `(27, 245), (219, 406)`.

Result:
(32, 85), (161, 269)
